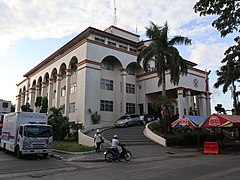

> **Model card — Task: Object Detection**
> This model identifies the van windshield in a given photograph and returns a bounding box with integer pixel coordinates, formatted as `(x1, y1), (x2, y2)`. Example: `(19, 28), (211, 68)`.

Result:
(24, 125), (52, 138)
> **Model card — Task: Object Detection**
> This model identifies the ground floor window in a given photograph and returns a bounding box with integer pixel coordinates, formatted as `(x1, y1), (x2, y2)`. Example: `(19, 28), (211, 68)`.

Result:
(69, 102), (75, 113)
(100, 100), (113, 111)
(126, 103), (135, 114)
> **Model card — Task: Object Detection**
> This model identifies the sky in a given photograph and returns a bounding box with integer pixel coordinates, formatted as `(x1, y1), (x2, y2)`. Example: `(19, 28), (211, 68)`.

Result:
(0, 0), (238, 113)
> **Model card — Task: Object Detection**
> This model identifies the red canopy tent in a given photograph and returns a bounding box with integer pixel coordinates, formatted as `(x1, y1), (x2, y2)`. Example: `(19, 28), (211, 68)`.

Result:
(199, 114), (240, 128)
(171, 115), (207, 128)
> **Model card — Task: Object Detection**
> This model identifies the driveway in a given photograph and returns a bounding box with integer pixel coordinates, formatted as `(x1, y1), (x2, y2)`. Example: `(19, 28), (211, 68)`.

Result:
(101, 126), (199, 159)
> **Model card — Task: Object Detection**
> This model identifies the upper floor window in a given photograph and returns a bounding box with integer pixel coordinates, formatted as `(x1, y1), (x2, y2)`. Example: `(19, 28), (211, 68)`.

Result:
(101, 61), (114, 71)
(2, 102), (9, 108)
(108, 41), (116, 47)
(101, 79), (113, 90)
(70, 83), (77, 94)
(126, 83), (135, 94)
(119, 44), (127, 50)
(127, 66), (135, 75)
(95, 37), (105, 43)
(100, 100), (113, 112)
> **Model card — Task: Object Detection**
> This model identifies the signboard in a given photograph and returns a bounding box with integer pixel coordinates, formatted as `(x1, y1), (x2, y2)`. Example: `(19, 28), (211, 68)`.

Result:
(208, 116), (221, 127)
(179, 117), (189, 127)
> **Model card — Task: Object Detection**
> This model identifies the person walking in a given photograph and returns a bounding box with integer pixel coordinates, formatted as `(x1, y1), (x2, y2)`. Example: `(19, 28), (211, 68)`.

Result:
(94, 129), (103, 153)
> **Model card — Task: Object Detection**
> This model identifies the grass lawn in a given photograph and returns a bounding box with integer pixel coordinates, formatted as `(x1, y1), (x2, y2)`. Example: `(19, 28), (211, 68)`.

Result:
(53, 139), (95, 152)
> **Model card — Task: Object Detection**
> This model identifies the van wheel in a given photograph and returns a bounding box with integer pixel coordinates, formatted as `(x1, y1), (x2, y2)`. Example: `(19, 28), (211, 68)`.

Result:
(124, 123), (129, 128)
(42, 153), (48, 158)
(16, 147), (22, 159)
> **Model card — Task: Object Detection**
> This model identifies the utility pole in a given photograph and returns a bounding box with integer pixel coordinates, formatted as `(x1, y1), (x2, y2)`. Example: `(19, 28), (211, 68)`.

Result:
(113, 0), (117, 25)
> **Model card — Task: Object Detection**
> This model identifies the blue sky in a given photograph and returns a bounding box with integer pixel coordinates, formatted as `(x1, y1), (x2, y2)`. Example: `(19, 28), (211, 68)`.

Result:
(0, 0), (238, 113)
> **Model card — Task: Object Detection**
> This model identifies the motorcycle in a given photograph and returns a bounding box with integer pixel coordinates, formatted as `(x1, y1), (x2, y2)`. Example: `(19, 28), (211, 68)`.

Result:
(104, 144), (132, 162)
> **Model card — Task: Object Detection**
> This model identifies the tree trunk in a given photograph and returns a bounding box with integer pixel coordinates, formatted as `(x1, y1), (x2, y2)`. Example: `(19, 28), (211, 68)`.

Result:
(232, 82), (238, 115)
(162, 72), (166, 96)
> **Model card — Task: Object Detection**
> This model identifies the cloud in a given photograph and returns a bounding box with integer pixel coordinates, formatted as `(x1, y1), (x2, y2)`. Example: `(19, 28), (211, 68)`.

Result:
(0, 0), (204, 57)
(189, 43), (229, 70)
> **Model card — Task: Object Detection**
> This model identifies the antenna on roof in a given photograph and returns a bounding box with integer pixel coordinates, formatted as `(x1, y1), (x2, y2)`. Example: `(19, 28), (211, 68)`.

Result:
(113, 0), (117, 26)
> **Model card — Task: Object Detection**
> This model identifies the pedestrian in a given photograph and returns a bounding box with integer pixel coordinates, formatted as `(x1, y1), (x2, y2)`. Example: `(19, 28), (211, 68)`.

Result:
(140, 114), (145, 125)
(188, 107), (194, 115)
(94, 129), (103, 153)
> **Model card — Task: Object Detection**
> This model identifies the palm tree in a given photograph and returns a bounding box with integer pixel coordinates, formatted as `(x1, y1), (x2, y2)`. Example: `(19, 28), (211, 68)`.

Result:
(137, 21), (191, 96)
(214, 60), (240, 114)
(48, 107), (70, 140)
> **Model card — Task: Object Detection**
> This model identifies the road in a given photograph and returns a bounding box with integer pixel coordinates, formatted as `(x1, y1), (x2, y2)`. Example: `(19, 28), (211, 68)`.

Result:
(1, 126), (240, 179)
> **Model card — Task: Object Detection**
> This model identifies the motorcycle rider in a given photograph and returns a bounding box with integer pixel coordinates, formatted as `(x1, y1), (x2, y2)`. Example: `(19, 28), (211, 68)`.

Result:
(111, 135), (121, 161)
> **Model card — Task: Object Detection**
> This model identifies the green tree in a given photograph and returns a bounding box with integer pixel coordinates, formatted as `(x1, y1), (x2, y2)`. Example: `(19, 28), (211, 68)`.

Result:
(48, 107), (70, 140)
(153, 95), (177, 133)
(214, 104), (226, 114)
(11, 104), (15, 112)
(137, 21), (191, 96)
(21, 103), (33, 112)
(213, 59), (240, 114)
(40, 96), (48, 113)
(193, 0), (240, 37)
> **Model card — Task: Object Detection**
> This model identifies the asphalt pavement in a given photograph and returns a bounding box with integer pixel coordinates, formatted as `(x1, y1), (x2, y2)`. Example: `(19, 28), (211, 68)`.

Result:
(52, 126), (240, 163)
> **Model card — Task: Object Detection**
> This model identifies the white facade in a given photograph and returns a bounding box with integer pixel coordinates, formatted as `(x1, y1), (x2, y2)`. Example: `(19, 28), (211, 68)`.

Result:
(0, 99), (11, 122)
(15, 25), (211, 129)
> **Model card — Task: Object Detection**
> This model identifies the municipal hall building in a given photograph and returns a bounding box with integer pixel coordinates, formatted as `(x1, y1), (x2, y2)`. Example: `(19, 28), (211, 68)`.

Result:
(16, 25), (211, 130)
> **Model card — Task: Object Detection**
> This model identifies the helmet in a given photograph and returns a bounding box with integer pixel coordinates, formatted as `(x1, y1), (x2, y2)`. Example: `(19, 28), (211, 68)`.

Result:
(96, 129), (100, 133)
(113, 135), (118, 138)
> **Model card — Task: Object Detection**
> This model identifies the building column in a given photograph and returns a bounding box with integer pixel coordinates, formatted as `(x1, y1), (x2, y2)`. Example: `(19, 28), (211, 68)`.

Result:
(64, 69), (71, 117)
(205, 70), (211, 116)
(16, 94), (21, 112)
(55, 74), (62, 108)
(20, 92), (25, 107)
(185, 89), (192, 115)
(206, 92), (212, 116)
(41, 82), (47, 97)
(29, 88), (36, 110)
(24, 90), (29, 105)
(177, 88), (184, 118)
(121, 70), (127, 115)
(198, 93), (206, 116)
(48, 78), (54, 111)
(34, 85), (41, 112)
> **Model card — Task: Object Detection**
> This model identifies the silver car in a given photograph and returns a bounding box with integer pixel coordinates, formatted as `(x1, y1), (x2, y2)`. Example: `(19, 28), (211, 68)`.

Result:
(115, 114), (141, 127)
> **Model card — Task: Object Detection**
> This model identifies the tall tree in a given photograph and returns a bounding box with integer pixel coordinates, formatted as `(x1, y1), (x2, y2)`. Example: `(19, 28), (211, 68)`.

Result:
(214, 59), (240, 114)
(40, 96), (48, 113)
(193, 0), (240, 37)
(137, 21), (191, 96)
(194, 1), (240, 114)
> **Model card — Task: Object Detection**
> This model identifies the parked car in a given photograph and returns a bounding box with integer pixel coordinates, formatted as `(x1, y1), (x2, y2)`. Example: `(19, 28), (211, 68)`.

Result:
(115, 114), (142, 127)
